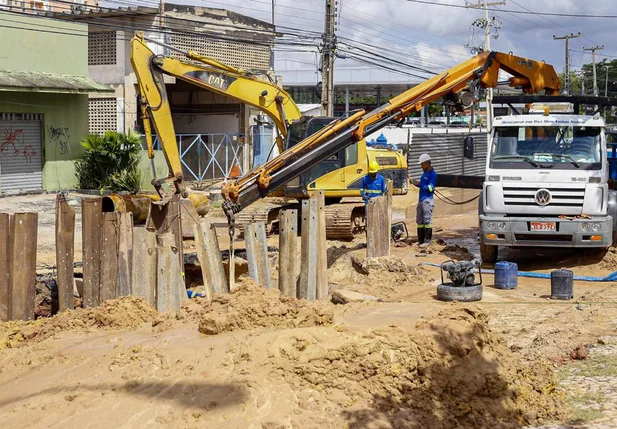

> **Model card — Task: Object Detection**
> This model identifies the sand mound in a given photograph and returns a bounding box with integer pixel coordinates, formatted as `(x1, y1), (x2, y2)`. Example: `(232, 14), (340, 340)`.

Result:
(277, 307), (564, 428)
(328, 253), (435, 300)
(197, 279), (334, 335)
(0, 296), (158, 349)
(598, 246), (617, 271)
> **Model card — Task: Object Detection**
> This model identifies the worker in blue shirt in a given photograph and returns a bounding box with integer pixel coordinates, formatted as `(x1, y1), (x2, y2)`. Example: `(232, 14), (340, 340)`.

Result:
(360, 161), (387, 205)
(412, 153), (437, 246)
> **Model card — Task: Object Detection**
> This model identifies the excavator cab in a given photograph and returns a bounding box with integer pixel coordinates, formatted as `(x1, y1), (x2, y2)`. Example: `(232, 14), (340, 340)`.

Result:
(283, 116), (360, 200)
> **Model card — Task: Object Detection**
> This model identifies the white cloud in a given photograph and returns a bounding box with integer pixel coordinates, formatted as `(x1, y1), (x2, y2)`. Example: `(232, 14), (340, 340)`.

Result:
(106, 0), (617, 83)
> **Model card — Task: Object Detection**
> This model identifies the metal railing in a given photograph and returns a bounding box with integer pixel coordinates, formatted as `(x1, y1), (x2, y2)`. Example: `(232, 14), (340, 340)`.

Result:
(152, 133), (244, 181)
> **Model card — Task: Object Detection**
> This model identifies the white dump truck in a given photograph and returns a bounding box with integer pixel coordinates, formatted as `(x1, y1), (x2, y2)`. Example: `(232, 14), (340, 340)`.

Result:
(478, 97), (617, 262)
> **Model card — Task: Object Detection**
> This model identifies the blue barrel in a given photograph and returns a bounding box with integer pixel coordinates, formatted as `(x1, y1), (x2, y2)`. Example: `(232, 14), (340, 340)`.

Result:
(494, 261), (518, 289)
(551, 269), (574, 300)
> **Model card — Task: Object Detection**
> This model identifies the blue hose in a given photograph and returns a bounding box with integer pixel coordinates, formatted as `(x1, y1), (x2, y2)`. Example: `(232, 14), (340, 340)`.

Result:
(187, 290), (206, 298)
(420, 262), (617, 282)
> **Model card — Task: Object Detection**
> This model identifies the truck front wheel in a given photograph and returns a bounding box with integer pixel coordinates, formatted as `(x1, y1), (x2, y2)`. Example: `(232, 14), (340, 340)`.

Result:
(480, 242), (498, 263)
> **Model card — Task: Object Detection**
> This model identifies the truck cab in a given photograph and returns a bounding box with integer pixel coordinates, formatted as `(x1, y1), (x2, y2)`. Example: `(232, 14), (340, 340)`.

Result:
(479, 109), (617, 262)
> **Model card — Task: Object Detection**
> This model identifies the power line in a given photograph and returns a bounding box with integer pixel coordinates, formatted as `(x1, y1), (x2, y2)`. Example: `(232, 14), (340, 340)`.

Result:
(339, 19), (470, 66)
(0, 4), (320, 49)
(341, 54), (429, 80)
(572, 49), (617, 60)
(337, 15), (468, 66)
(508, 0), (595, 47)
(248, 0), (323, 17)
(340, 1), (469, 46)
(405, 0), (617, 19)
(46, 0), (324, 40)
(337, 42), (435, 75)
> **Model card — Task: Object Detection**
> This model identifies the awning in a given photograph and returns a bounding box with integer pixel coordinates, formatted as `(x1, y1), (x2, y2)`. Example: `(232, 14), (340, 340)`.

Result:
(0, 70), (113, 94)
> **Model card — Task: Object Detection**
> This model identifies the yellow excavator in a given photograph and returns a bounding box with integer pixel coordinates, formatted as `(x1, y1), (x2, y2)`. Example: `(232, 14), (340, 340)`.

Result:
(130, 33), (407, 239)
(132, 33), (561, 241)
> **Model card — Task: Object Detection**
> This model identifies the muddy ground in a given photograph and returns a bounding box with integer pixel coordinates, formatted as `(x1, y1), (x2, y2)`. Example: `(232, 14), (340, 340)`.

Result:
(1, 188), (617, 428)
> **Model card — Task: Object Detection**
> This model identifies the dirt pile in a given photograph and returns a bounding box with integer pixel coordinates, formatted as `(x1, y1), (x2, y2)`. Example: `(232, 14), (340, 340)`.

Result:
(407, 239), (475, 260)
(598, 246), (617, 271)
(278, 307), (565, 428)
(0, 296), (159, 349)
(197, 279), (334, 335)
(328, 252), (435, 300)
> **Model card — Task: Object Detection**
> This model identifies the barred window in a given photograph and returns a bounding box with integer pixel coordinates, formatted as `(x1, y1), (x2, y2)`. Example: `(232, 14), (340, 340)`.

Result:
(168, 32), (270, 71)
(89, 98), (118, 135)
(88, 31), (117, 66)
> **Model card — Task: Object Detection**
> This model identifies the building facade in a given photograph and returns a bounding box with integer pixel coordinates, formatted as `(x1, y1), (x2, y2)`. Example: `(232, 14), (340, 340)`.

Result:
(0, 11), (110, 194)
(55, 3), (276, 180)
(0, 0), (98, 14)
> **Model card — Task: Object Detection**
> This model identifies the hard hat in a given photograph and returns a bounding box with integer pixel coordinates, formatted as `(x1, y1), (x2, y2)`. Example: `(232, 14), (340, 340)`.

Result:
(418, 153), (431, 164)
(368, 161), (380, 173)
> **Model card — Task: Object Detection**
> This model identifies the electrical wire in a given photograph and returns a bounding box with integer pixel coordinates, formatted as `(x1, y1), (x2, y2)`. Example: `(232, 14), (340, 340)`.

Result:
(509, 0), (597, 48)
(2, 1), (323, 47)
(434, 189), (480, 205)
(337, 13), (471, 63)
(572, 49), (617, 60)
(335, 34), (459, 75)
(337, 22), (466, 69)
(338, 42), (435, 75)
(404, 0), (617, 19)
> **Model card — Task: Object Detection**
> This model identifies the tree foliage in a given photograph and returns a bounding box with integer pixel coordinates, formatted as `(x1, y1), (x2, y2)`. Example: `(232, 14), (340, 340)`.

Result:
(580, 58), (617, 97)
(75, 130), (142, 193)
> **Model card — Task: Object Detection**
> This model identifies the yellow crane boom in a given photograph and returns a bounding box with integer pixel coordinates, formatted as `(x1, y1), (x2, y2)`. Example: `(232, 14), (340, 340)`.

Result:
(222, 50), (560, 220)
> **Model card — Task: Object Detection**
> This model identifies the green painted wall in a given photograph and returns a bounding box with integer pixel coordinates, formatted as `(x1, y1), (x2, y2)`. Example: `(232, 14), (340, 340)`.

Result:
(0, 12), (168, 193)
(0, 92), (88, 190)
(0, 12), (88, 75)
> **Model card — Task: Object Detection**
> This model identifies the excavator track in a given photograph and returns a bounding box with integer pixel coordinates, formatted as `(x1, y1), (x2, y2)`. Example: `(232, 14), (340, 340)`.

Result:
(236, 202), (291, 235)
(237, 200), (365, 240)
(324, 202), (366, 240)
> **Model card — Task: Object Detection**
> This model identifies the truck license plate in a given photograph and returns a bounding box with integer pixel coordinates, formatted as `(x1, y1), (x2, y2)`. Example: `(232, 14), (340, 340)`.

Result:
(530, 221), (556, 232)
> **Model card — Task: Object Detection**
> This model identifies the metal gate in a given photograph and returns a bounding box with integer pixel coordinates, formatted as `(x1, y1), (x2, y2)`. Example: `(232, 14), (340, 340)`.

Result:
(154, 133), (244, 180)
(407, 132), (488, 179)
(0, 114), (43, 194)
(252, 123), (275, 167)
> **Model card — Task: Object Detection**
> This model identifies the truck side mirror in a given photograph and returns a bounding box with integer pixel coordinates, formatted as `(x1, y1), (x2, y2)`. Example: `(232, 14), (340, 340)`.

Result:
(464, 136), (474, 159)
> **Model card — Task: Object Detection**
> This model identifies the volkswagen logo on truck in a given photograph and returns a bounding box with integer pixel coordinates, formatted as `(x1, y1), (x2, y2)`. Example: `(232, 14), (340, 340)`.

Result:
(535, 189), (551, 206)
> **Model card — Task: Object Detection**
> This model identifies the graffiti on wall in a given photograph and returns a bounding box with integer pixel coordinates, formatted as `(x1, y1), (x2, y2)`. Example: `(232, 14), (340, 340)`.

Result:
(1, 127), (41, 163)
(1, 127), (24, 157)
(22, 144), (37, 162)
(49, 126), (71, 155)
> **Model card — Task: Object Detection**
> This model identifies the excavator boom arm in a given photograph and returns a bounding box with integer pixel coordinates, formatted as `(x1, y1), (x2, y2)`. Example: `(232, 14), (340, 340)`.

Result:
(130, 33), (301, 195)
(223, 51), (560, 211)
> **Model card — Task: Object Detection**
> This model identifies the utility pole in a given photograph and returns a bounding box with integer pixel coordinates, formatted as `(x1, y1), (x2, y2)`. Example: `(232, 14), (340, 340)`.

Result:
(270, 0), (275, 70)
(605, 65), (611, 97)
(466, 0), (505, 132)
(553, 33), (580, 95)
(583, 45), (604, 97)
(321, 0), (336, 116)
(159, 0), (164, 28)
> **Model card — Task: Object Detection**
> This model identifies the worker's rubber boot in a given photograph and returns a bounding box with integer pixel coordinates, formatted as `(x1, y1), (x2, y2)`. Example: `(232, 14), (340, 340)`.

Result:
(417, 228), (425, 245)
(422, 228), (433, 247)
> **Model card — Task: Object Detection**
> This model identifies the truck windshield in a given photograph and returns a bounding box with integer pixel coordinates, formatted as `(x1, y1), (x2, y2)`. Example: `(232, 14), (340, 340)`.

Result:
(490, 125), (602, 170)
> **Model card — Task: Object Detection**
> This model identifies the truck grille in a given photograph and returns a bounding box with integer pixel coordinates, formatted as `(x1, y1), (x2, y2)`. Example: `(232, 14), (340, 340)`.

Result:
(515, 234), (572, 242)
(503, 186), (585, 207)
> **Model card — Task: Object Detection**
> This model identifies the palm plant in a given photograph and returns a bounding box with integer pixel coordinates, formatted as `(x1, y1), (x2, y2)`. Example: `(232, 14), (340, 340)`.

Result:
(75, 130), (142, 193)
